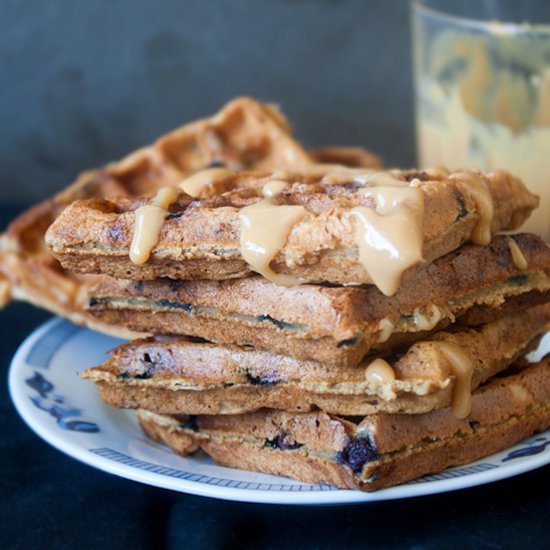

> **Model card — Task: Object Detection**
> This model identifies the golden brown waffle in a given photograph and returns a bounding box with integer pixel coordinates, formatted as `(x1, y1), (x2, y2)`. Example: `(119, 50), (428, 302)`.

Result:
(85, 234), (550, 367)
(137, 357), (550, 491)
(0, 97), (377, 335)
(46, 168), (538, 286)
(82, 304), (550, 416)
(309, 146), (381, 168)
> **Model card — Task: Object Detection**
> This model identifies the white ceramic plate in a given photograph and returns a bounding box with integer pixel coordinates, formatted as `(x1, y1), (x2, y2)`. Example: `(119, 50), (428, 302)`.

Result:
(9, 318), (550, 505)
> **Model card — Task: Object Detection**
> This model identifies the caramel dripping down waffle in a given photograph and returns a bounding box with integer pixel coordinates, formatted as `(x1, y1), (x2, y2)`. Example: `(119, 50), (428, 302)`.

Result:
(45, 168), (538, 288)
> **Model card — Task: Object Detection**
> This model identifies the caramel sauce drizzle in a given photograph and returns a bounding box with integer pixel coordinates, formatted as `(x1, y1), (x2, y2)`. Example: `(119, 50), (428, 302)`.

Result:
(129, 186), (180, 265)
(273, 164), (372, 183)
(239, 181), (306, 286)
(437, 341), (475, 419)
(240, 172), (418, 289)
(179, 167), (235, 198)
(377, 318), (395, 343)
(273, 163), (345, 179)
(451, 172), (494, 245)
(321, 168), (379, 185)
(365, 358), (396, 384)
(350, 185), (424, 296)
(262, 180), (287, 198)
(507, 236), (528, 270)
(129, 168), (492, 299)
(413, 305), (443, 331)
(354, 171), (408, 187)
(273, 166), (408, 187)
(281, 165), (407, 186)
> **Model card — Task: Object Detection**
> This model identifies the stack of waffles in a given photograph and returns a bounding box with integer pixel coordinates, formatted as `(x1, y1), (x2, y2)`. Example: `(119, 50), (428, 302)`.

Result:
(5, 99), (550, 491)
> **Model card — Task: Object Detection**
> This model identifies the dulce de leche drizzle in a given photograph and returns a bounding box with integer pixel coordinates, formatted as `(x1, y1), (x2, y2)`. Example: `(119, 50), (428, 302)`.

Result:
(321, 167), (378, 185)
(129, 187), (180, 265)
(377, 318), (395, 343)
(350, 181), (424, 296)
(413, 304), (443, 331)
(450, 172), (494, 246)
(262, 179), (287, 198)
(365, 358), (396, 384)
(273, 164), (375, 184)
(437, 341), (475, 419)
(507, 236), (528, 270)
(179, 167), (235, 198)
(239, 181), (306, 286)
(275, 165), (411, 187)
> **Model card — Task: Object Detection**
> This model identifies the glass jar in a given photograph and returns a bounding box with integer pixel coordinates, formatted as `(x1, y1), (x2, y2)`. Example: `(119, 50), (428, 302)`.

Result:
(412, 0), (550, 239)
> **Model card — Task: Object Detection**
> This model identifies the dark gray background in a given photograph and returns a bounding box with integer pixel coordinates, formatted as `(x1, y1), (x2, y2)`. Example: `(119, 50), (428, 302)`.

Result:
(1, 0), (414, 202)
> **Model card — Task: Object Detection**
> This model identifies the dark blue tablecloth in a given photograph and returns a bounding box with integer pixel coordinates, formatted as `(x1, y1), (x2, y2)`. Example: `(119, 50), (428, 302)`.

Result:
(1, 205), (549, 550)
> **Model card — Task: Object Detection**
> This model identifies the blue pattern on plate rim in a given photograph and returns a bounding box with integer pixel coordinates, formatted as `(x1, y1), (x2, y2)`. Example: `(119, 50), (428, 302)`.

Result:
(25, 319), (82, 369)
(502, 435), (550, 462)
(89, 444), (541, 491)
(407, 462), (498, 484)
(90, 448), (339, 491)
(25, 371), (99, 433)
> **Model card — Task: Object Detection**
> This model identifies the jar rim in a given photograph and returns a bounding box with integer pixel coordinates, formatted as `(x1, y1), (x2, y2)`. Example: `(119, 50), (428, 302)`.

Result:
(411, 0), (550, 34)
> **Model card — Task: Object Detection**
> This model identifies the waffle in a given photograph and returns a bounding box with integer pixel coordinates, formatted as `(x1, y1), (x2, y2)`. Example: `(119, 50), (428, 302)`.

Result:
(85, 234), (550, 367)
(46, 168), (538, 290)
(82, 304), (550, 416)
(309, 146), (381, 168)
(8, 94), (547, 494)
(136, 357), (550, 491)
(0, 97), (376, 335)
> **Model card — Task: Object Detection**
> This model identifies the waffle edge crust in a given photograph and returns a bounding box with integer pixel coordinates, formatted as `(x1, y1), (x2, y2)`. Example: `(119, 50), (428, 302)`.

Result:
(82, 304), (550, 416)
(45, 168), (538, 285)
(85, 234), (550, 367)
(136, 358), (550, 491)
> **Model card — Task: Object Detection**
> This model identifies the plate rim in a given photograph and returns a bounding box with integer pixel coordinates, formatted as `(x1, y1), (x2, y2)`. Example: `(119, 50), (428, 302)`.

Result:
(8, 317), (550, 505)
